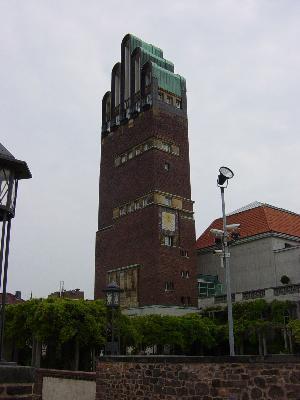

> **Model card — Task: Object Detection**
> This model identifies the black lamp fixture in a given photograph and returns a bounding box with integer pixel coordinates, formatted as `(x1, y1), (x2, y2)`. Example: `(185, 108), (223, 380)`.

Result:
(102, 281), (123, 355)
(103, 281), (123, 308)
(0, 142), (31, 362)
(217, 166), (234, 187)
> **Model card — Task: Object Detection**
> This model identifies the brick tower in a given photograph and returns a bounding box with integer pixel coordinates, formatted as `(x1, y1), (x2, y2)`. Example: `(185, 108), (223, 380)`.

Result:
(95, 34), (197, 308)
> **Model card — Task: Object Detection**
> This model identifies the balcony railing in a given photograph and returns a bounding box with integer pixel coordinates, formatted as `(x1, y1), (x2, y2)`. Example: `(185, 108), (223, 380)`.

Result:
(242, 289), (265, 300)
(274, 284), (300, 296)
(214, 294), (235, 304)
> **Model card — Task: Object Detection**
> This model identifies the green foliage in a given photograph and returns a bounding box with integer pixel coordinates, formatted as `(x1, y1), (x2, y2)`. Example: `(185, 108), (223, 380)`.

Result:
(4, 297), (299, 366)
(288, 319), (300, 344)
(5, 298), (107, 362)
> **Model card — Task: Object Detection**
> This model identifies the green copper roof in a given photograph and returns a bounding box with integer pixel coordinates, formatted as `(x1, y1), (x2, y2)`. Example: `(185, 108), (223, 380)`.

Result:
(129, 34), (163, 58)
(125, 34), (186, 97)
(139, 48), (174, 73)
(152, 63), (186, 97)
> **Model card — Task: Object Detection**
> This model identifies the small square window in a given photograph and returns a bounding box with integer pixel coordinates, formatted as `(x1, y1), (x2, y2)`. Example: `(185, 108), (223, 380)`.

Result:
(164, 197), (172, 207)
(164, 162), (170, 171)
(164, 235), (173, 247)
(175, 98), (182, 109)
(161, 142), (171, 153)
(165, 281), (174, 291)
(166, 95), (173, 105)
(120, 206), (126, 216)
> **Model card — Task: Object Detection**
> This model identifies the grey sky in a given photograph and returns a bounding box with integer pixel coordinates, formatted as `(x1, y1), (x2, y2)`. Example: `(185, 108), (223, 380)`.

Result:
(1, 0), (299, 299)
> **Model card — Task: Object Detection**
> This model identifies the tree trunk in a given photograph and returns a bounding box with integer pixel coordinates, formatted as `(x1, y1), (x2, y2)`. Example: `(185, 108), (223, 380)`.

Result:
(74, 338), (80, 371)
(288, 329), (293, 354)
(283, 328), (289, 352)
(258, 333), (263, 355)
(91, 347), (95, 371)
(262, 332), (267, 355)
(31, 337), (41, 367)
(239, 338), (244, 355)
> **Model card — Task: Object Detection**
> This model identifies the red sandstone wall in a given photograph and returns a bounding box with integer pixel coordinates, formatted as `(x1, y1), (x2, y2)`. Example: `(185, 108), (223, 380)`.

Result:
(96, 356), (300, 400)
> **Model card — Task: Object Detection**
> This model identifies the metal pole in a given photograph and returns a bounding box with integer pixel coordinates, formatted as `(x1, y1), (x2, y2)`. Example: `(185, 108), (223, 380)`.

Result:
(0, 214), (8, 289)
(0, 217), (12, 361)
(220, 187), (235, 356)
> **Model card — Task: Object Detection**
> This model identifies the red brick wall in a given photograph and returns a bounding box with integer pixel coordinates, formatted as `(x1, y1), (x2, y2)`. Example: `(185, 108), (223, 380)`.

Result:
(96, 356), (300, 400)
(95, 108), (197, 306)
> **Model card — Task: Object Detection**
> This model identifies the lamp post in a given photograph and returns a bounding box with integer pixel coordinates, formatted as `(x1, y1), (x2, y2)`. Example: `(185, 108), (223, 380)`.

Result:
(217, 166), (235, 356)
(102, 281), (123, 355)
(0, 143), (31, 362)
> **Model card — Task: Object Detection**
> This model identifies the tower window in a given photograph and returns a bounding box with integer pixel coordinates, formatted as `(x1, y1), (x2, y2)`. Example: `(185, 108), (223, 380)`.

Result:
(175, 98), (182, 109)
(166, 95), (172, 105)
(164, 235), (173, 247)
(186, 271), (190, 279)
(145, 71), (151, 87)
(115, 74), (120, 107)
(120, 206), (126, 216)
(180, 249), (189, 258)
(164, 162), (170, 171)
(181, 271), (184, 278)
(165, 281), (174, 291)
(161, 142), (171, 153)
(135, 57), (141, 93)
(164, 196), (172, 207)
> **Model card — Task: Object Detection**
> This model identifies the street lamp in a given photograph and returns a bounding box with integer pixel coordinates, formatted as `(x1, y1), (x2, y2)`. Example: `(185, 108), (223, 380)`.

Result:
(103, 281), (123, 355)
(217, 166), (235, 356)
(0, 143), (31, 362)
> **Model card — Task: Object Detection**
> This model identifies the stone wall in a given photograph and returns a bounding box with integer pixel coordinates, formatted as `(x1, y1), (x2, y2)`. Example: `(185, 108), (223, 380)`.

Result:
(33, 369), (95, 400)
(96, 355), (300, 400)
(0, 365), (35, 399)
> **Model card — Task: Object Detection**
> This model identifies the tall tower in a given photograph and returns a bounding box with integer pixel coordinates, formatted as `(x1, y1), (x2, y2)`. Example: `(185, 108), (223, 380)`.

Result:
(95, 34), (197, 308)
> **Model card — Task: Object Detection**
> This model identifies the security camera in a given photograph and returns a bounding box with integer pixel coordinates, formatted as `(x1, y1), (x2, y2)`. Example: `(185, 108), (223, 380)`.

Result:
(213, 250), (223, 255)
(210, 228), (224, 236)
(226, 224), (240, 230)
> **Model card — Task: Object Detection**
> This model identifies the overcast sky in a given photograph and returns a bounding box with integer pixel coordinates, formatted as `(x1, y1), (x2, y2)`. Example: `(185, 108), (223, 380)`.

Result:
(1, 0), (299, 299)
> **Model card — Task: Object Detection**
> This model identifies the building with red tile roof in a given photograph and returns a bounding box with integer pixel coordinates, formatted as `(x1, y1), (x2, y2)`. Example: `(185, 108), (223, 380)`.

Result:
(196, 201), (300, 250)
(196, 202), (300, 309)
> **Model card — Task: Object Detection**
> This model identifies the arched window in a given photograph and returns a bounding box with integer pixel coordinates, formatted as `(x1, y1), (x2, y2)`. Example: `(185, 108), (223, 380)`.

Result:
(115, 73), (120, 107)
(105, 95), (111, 122)
(111, 63), (121, 116)
(141, 62), (152, 99)
(134, 56), (141, 93)
(124, 40), (131, 100)
(101, 91), (111, 132)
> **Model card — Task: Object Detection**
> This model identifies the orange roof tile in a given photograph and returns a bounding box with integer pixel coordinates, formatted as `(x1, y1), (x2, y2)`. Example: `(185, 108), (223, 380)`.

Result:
(196, 202), (300, 250)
